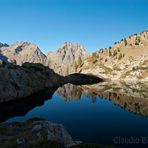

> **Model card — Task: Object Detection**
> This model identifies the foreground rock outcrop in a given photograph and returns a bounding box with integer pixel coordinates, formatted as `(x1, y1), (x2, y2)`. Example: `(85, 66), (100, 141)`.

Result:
(0, 62), (103, 103)
(0, 62), (63, 102)
(0, 118), (76, 148)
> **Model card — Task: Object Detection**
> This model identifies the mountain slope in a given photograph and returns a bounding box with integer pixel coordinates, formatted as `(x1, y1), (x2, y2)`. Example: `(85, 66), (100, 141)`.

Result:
(47, 42), (89, 75)
(0, 42), (48, 65)
(78, 31), (148, 82)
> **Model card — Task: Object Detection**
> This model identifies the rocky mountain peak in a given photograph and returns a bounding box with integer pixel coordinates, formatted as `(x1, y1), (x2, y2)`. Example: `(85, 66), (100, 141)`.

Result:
(47, 42), (89, 75)
(57, 42), (87, 53)
(0, 41), (47, 65)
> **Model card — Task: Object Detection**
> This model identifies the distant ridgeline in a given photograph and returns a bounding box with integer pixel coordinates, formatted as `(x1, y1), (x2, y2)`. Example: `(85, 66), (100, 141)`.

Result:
(0, 30), (148, 82)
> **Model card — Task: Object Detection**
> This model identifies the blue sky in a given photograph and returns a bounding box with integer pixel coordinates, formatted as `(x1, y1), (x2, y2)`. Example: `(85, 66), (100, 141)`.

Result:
(0, 0), (147, 53)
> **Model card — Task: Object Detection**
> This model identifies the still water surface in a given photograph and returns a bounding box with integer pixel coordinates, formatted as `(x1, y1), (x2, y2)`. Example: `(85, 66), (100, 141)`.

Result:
(2, 83), (148, 145)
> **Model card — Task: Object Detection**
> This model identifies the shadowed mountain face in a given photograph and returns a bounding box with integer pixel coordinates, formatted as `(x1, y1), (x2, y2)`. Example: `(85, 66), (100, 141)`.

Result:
(0, 62), (64, 102)
(0, 88), (57, 123)
(47, 42), (89, 75)
(0, 70), (103, 123)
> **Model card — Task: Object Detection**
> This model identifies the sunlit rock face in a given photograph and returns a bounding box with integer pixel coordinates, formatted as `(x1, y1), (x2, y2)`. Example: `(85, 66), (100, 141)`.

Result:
(0, 42), (48, 65)
(79, 31), (148, 82)
(82, 82), (148, 117)
(57, 84), (83, 101)
(47, 42), (89, 76)
(57, 82), (148, 117)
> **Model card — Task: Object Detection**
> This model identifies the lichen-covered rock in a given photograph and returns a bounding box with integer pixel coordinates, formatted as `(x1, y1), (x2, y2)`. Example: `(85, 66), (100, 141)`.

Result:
(0, 119), (75, 147)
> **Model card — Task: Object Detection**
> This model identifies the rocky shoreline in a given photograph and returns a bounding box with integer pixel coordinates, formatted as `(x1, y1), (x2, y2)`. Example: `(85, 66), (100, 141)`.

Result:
(0, 62), (103, 103)
(0, 118), (114, 148)
(0, 118), (79, 148)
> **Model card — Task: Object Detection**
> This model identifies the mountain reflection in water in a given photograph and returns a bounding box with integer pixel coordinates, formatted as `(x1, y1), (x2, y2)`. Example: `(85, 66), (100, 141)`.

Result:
(1, 82), (148, 145)
(1, 82), (148, 121)
(58, 82), (148, 117)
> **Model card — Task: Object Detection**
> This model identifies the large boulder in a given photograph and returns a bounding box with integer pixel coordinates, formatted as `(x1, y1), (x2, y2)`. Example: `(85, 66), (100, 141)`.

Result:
(0, 63), (64, 102)
(0, 118), (75, 147)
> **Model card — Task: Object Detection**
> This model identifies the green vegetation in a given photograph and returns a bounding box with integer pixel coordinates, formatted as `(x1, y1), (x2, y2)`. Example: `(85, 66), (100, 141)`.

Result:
(118, 53), (123, 60)
(124, 39), (128, 46)
(92, 52), (99, 63)
(100, 64), (112, 73)
(113, 49), (117, 57)
(113, 65), (121, 71)
(120, 70), (131, 79)
(109, 50), (112, 57)
(22, 62), (45, 71)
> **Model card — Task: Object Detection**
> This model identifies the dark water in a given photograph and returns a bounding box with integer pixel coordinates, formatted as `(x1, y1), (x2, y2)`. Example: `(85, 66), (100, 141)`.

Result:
(1, 83), (148, 146)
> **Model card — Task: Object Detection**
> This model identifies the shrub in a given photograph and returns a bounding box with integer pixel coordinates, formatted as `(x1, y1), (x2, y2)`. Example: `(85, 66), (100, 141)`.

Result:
(135, 41), (139, 45)
(92, 52), (98, 59)
(124, 39), (128, 46)
(113, 50), (117, 57)
(118, 53), (123, 60)
(109, 50), (112, 56)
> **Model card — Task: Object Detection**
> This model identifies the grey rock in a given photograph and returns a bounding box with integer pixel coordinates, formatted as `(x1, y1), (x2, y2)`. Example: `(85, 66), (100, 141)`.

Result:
(31, 124), (43, 133)
(0, 63), (64, 102)
(0, 41), (48, 65)
(0, 119), (75, 147)
(16, 137), (25, 145)
(47, 42), (89, 75)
